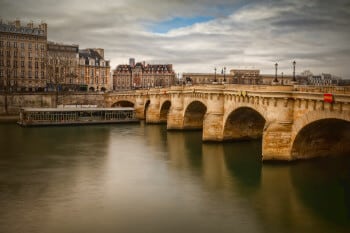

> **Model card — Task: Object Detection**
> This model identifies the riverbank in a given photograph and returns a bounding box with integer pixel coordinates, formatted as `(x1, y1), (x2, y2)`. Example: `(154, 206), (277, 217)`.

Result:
(0, 115), (19, 123)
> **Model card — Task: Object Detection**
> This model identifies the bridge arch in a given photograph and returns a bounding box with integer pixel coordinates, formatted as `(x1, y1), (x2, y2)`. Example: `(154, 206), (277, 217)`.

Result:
(291, 116), (350, 159)
(183, 100), (207, 130)
(144, 100), (150, 120)
(160, 100), (171, 123)
(111, 100), (135, 107)
(223, 107), (266, 141)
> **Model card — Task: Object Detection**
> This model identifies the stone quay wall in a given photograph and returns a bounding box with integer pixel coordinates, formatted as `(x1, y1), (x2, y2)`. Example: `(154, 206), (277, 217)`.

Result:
(0, 92), (106, 115)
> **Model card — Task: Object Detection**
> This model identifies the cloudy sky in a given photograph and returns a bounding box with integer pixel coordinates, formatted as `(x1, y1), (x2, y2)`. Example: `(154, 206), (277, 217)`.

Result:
(1, 0), (350, 77)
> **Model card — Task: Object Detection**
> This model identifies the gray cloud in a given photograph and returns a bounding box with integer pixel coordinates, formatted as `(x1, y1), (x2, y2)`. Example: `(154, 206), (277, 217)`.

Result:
(1, 0), (349, 77)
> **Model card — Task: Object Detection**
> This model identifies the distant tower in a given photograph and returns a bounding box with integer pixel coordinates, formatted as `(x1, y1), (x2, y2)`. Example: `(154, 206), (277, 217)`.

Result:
(129, 58), (135, 67)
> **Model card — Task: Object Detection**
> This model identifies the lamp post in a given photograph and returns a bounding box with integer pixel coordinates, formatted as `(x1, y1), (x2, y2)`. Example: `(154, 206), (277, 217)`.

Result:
(214, 67), (217, 82)
(130, 67), (133, 90)
(273, 63), (278, 83)
(281, 72), (284, 85)
(223, 67), (226, 82)
(292, 60), (296, 82)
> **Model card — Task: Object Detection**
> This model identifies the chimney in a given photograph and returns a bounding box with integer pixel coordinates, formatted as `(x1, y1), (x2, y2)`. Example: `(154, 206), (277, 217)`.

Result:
(27, 21), (33, 28)
(15, 19), (20, 28)
(39, 22), (48, 35)
(94, 48), (104, 58)
(129, 58), (135, 67)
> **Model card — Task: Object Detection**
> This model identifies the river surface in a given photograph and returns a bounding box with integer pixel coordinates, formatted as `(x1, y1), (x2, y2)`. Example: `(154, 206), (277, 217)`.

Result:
(0, 123), (349, 233)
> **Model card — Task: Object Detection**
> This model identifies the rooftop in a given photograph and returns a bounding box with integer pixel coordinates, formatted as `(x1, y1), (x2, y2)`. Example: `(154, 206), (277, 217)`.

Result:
(0, 20), (47, 36)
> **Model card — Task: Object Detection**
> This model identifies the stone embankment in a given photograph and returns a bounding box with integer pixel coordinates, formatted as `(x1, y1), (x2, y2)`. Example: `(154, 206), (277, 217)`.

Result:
(0, 92), (106, 115)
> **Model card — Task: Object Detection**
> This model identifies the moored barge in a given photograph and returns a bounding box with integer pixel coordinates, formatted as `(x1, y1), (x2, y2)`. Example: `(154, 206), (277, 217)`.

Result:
(17, 107), (139, 126)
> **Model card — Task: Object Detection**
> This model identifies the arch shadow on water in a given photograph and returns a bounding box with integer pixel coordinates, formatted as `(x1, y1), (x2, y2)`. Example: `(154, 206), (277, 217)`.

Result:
(166, 129), (204, 172)
(222, 140), (262, 193)
(290, 156), (350, 228)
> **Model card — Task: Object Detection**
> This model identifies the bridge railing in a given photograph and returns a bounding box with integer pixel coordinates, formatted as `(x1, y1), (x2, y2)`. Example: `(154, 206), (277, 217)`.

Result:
(109, 84), (350, 95)
(293, 85), (350, 94)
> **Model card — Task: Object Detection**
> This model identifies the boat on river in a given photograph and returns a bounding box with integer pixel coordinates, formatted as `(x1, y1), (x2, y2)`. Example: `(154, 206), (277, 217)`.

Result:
(17, 107), (139, 126)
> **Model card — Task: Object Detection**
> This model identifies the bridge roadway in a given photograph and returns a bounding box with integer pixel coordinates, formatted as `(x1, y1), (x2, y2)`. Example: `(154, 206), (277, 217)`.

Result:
(105, 84), (350, 161)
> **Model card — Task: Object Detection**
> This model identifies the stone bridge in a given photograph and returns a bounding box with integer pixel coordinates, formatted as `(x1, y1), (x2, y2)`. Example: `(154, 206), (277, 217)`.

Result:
(106, 84), (350, 161)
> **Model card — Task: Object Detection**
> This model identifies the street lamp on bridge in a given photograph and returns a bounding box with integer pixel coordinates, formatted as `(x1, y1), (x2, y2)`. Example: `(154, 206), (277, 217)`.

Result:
(223, 67), (226, 83)
(281, 72), (284, 85)
(292, 60), (296, 82)
(273, 63), (278, 83)
(214, 67), (217, 82)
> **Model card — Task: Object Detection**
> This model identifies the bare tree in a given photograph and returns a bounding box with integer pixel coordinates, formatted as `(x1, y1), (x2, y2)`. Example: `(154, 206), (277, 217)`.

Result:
(46, 53), (77, 107)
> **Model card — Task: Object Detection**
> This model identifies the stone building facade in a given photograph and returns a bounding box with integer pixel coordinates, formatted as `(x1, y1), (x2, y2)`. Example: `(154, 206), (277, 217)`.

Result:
(260, 74), (308, 85)
(182, 69), (261, 85)
(307, 73), (340, 86)
(47, 41), (80, 91)
(0, 19), (48, 91)
(78, 48), (110, 92)
(113, 60), (176, 90)
(182, 73), (234, 85)
(230, 69), (262, 84)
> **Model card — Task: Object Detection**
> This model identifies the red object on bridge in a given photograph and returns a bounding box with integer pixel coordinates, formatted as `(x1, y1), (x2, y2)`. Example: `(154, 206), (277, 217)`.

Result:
(324, 93), (333, 103)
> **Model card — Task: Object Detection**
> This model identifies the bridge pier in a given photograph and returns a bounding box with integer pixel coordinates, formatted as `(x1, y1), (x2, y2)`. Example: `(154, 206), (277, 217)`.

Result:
(135, 96), (146, 119)
(167, 108), (185, 130)
(203, 113), (225, 141)
(262, 122), (293, 161)
(146, 100), (161, 123)
(167, 92), (185, 129)
(202, 93), (225, 141)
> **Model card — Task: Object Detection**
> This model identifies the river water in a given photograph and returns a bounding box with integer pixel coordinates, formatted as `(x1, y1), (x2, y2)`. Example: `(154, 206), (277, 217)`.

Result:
(0, 123), (349, 233)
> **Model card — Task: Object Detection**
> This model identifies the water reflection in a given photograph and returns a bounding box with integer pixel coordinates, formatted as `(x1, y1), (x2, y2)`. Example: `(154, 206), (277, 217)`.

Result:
(290, 157), (350, 228)
(0, 124), (111, 233)
(0, 123), (349, 233)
